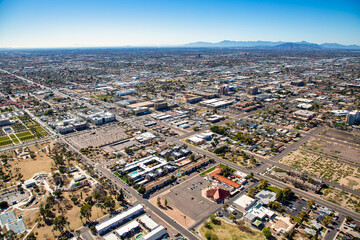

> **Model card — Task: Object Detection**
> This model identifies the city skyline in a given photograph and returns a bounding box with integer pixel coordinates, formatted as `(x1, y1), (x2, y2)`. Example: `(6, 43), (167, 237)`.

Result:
(0, 0), (360, 48)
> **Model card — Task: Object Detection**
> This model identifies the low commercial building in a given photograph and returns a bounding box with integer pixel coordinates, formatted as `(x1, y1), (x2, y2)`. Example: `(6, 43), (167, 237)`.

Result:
(116, 89), (136, 97)
(255, 190), (277, 205)
(206, 115), (225, 123)
(0, 118), (11, 126)
(95, 204), (144, 235)
(121, 156), (171, 183)
(233, 195), (256, 211)
(183, 94), (203, 103)
(140, 225), (167, 240)
(330, 110), (349, 116)
(138, 215), (159, 231)
(115, 220), (140, 239)
(200, 99), (233, 109)
(207, 166), (241, 190)
(128, 101), (154, 109)
(133, 107), (150, 116)
(293, 110), (316, 120)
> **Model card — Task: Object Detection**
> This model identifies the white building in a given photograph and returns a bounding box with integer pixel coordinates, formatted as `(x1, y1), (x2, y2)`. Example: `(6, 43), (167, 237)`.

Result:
(95, 204), (144, 235)
(138, 215), (159, 231)
(115, 220), (140, 238)
(140, 225), (167, 240)
(233, 195), (256, 211)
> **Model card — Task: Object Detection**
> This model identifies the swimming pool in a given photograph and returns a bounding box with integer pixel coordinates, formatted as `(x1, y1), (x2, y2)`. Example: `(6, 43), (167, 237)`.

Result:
(129, 171), (138, 176)
(136, 234), (143, 239)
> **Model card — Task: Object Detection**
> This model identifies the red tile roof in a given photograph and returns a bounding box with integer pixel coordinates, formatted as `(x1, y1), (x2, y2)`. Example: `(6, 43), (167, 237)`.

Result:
(207, 166), (241, 189)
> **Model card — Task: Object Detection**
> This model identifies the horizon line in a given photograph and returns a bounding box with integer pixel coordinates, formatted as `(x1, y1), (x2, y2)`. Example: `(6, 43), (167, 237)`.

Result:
(1, 40), (360, 50)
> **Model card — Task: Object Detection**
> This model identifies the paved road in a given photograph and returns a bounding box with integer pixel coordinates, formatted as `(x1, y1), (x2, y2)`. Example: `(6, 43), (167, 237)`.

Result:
(97, 165), (200, 240)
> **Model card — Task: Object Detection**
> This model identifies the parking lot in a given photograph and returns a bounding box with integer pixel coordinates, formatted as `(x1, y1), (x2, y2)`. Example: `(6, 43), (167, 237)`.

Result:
(283, 197), (308, 217)
(163, 175), (219, 223)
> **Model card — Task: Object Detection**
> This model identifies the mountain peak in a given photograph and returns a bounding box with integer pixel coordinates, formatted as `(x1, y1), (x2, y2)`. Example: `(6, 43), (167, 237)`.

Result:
(183, 40), (360, 50)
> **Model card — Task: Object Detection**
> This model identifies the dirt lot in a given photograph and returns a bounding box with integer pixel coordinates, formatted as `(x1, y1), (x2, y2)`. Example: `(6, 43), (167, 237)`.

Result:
(199, 219), (263, 240)
(10, 151), (54, 180)
(280, 150), (360, 191)
(321, 129), (360, 145)
(322, 186), (360, 213)
(303, 138), (360, 164)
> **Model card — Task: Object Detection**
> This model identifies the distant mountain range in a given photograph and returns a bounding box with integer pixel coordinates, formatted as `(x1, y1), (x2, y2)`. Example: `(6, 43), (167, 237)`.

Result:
(183, 40), (360, 50)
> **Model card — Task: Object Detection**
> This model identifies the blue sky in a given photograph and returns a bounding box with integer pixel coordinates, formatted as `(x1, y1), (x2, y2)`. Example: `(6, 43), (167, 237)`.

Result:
(0, 0), (359, 48)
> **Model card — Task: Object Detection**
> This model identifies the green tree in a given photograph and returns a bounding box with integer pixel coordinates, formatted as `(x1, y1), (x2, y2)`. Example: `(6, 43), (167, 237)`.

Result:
(52, 215), (69, 235)
(322, 215), (333, 227)
(300, 210), (307, 221)
(53, 189), (62, 199)
(26, 232), (37, 240)
(0, 201), (8, 209)
(4, 230), (16, 240)
(258, 179), (269, 189)
(262, 227), (272, 239)
(80, 204), (92, 222)
(210, 214), (216, 224)
(157, 197), (161, 207)
(307, 199), (315, 209)
(164, 198), (168, 207)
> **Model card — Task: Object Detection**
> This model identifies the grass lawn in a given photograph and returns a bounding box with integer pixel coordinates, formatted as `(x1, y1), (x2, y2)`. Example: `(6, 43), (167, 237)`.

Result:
(199, 164), (233, 176)
(95, 94), (113, 101)
(200, 219), (263, 240)
(266, 186), (282, 194)
(40, 131), (49, 137)
(0, 136), (10, 142)
(34, 126), (45, 132)
(16, 131), (33, 138)
(18, 135), (35, 142)
(9, 134), (19, 144)
(200, 166), (216, 176)
(0, 136), (12, 146)
(0, 140), (12, 146)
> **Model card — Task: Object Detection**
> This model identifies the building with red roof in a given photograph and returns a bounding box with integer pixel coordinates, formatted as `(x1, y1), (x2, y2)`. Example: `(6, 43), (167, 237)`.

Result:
(206, 186), (230, 203)
(207, 166), (241, 189)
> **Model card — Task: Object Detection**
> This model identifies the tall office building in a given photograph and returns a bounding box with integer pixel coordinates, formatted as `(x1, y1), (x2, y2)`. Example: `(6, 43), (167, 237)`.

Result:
(218, 86), (229, 95)
(346, 111), (360, 125)
(247, 86), (258, 95)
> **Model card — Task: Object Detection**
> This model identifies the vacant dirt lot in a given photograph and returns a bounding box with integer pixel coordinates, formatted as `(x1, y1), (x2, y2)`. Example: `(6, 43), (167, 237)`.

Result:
(321, 129), (360, 145)
(10, 151), (54, 180)
(199, 219), (263, 240)
(303, 138), (360, 163)
(280, 150), (360, 191)
(322, 186), (360, 213)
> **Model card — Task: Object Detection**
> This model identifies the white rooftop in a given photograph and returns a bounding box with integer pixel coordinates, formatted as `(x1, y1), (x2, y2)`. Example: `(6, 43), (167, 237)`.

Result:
(233, 195), (256, 210)
(115, 220), (139, 237)
(95, 204), (143, 233)
(138, 215), (159, 231)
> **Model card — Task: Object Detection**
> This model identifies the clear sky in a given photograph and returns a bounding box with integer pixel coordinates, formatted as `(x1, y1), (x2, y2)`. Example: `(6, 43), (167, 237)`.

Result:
(0, 0), (359, 48)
